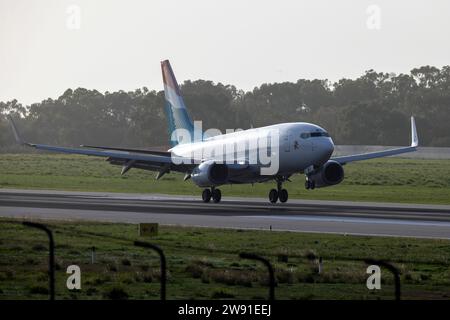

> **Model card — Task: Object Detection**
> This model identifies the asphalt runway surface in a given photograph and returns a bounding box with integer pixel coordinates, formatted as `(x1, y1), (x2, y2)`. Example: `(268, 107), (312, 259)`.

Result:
(0, 189), (450, 239)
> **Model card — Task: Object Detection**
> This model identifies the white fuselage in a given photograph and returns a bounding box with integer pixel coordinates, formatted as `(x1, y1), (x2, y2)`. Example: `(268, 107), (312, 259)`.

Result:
(170, 122), (335, 183)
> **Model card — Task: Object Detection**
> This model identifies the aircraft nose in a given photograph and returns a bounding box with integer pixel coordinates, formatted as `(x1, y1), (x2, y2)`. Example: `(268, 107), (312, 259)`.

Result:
(322, 139), (334, 159)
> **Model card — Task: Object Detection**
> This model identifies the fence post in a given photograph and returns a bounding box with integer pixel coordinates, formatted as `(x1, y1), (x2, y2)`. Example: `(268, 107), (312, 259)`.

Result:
(91, 246), (96, 264)
(239, 253), (275, 300)
(22, 221), (55, 300)
(134, 241), (166, 300)
(365, 259), (401, 301)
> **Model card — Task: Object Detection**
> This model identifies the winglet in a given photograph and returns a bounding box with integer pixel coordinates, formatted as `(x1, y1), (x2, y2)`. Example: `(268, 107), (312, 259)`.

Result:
(7, 116), (34, 147)
(7, 115), (25, 145)
(411, 116), (419, 147)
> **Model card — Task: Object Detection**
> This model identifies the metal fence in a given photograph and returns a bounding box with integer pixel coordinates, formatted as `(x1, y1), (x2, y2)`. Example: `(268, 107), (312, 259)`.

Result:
(0, 220), (410, 301)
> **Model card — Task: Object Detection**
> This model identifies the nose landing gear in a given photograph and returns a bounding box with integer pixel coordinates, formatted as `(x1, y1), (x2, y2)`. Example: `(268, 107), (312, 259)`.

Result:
(202, 187), (222, 203)
(305, 179), (316, 190)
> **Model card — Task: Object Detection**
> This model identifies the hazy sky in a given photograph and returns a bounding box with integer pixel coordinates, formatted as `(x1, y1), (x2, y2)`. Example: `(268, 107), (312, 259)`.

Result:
(1, 0), (449, 105)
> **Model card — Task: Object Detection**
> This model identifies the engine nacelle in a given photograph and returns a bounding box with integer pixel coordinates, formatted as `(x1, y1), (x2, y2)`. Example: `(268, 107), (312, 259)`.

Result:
(308, 160), (344, 188)
(191, 160), (229, 187)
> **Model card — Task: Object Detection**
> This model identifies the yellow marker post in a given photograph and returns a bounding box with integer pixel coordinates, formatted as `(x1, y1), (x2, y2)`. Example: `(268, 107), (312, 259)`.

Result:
(139, 223), (158, 237)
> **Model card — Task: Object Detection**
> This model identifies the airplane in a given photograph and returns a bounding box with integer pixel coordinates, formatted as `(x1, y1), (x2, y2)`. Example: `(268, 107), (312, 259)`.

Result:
(8, 60), (419, 204)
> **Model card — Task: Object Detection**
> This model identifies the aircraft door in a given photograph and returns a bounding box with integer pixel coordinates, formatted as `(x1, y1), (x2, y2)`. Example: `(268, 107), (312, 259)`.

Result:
(283, 131), (292, 152)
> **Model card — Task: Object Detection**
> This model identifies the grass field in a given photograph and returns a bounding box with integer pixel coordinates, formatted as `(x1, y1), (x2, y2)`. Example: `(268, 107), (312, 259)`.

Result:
(0, 218), (449, 300)
(1, 154), (450, 204)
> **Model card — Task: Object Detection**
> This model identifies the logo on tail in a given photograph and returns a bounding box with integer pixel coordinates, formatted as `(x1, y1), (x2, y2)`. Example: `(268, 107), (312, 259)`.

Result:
(161, 60), (200, 146)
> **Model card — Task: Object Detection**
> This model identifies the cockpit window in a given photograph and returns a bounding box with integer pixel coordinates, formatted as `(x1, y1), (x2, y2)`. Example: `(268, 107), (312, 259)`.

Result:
(300, 133), (310, 139)
(310, 131), (329, 137)
(301, 131), (329, 139)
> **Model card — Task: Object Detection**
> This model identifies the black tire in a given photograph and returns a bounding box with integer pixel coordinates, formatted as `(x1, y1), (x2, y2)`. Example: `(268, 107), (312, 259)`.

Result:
(269, 189), (278, 203)
(202, 189), (212, 203)
(212, 188), (222, 203)
(279, 189), (288, 203)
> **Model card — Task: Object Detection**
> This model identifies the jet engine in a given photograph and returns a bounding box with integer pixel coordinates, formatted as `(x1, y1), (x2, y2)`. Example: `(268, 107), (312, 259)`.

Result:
(308, 160), (344, 188)
(191, 160), (229, 187)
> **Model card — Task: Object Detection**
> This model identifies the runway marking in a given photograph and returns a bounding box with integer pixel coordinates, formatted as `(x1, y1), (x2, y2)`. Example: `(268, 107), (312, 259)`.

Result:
(2, 189), (450, 239)
(246, 215), (450, 227)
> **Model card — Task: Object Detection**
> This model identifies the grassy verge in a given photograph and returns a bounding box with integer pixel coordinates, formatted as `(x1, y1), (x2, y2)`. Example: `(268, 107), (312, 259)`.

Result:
(0, 218), (449, 300)
(1, 154), (450, 204)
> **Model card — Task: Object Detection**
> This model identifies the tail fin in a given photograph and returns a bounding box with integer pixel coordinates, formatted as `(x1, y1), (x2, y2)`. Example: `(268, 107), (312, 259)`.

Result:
(161, 60), (197, 146)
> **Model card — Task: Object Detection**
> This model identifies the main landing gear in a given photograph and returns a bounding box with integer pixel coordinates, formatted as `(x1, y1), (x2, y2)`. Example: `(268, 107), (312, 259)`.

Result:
(202, 187), (222, 203)
(268, 179), (289, 204)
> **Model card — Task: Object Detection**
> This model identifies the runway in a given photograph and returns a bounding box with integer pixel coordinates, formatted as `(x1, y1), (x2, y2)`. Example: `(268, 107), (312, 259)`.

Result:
(1, 189), (450, 239)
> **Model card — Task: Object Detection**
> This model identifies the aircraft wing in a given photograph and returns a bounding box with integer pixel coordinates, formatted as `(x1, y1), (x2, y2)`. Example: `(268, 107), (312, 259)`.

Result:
(8, 116), (194, 174)
(79, 145), (171, 157)
(331, 116), (419, 165)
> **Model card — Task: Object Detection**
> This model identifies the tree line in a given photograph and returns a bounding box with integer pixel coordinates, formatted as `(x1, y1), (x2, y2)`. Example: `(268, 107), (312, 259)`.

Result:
(1, 65), (449, 152)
